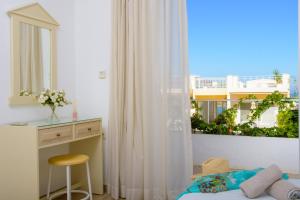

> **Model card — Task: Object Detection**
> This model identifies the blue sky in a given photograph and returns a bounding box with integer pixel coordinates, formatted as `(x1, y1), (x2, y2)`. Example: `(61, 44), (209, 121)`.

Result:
(187, 0), (298, 78)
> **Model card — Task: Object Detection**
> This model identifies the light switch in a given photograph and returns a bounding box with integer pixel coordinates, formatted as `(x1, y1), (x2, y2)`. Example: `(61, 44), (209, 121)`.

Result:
(99, 70), (106, 79)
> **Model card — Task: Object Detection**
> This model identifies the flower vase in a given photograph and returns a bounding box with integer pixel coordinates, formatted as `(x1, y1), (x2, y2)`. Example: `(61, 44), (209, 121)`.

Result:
(49, 106), (59, 121)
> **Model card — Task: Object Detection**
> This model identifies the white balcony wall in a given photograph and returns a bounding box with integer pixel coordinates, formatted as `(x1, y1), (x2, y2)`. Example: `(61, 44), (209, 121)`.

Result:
(246, 79), (277, 88)
(190, 76), (196, 90)
(193, 134), (299, 173)
(227, 75), (239, 89)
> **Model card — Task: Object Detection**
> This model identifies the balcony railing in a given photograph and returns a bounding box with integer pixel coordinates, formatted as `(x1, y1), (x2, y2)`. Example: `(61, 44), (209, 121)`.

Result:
(191, 75), (290, 90)
(238, 75), (279, 88)
(194, 77), (226, 89)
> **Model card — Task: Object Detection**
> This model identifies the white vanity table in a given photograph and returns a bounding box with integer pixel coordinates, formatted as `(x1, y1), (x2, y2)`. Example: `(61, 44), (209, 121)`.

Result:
(0, 117), (103, 200)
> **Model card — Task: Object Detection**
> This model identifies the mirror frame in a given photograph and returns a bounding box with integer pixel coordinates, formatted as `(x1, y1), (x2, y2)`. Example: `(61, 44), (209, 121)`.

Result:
(8, 3), (59, 105)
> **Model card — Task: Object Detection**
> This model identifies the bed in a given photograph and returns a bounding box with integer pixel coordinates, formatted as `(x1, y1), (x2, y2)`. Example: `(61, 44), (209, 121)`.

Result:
(179, 179), (300, 200)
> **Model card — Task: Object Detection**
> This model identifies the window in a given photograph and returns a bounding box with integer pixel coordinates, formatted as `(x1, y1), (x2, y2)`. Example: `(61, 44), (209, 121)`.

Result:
(188, 0), (298, 138)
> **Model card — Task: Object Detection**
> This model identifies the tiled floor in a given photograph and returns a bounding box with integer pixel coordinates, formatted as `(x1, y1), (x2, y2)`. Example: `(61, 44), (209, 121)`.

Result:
(47, 167), (207, 200)
(55, 193), (114, 200)
(53, 166), (201, 200)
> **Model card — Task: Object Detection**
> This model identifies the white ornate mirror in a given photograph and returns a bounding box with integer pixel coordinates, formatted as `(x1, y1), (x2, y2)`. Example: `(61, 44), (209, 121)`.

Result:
(8, 3), (59, 105)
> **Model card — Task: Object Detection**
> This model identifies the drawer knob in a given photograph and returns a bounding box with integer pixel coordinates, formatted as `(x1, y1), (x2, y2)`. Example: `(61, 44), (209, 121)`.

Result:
(56, 133), (61, 137)
(88, 128), (92, 131)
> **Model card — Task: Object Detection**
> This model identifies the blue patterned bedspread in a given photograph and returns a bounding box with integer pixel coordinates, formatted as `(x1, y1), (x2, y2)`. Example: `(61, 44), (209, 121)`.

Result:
(177, 169), (288, 200)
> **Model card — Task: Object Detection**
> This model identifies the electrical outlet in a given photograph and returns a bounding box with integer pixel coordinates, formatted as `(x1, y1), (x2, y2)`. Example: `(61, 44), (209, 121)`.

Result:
(99, 70), (106, 79)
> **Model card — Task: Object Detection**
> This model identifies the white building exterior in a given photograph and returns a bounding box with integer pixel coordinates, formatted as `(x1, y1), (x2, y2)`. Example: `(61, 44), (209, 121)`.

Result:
(190, 74), (291, 127)
(190, 74), (290, 100)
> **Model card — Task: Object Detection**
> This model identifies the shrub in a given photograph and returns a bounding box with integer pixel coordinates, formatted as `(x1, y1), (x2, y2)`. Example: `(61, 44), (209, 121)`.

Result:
(291, 109), (298, 124)
(214, 113), (226, 125)
(222, 108), (237, 132)
(235, 122), (252, 136)
(191, 113), (202, 130)
(277, 109), (299, 138)
(199, 120), (209, 131)
(204, 122), (217, 134)
(191, 99), (203, 130)
(190, 91), (298, 138)
(217, 124), (229, 135)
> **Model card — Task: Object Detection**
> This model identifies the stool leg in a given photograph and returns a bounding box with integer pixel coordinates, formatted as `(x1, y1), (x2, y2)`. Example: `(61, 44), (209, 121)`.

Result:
(47, 165), (53, 199)
(66, 166), (72, 200)
(86, 161), (93, 200)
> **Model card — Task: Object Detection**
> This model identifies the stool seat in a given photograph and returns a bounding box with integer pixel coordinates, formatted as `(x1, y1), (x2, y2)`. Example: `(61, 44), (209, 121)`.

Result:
(49, 154), (89, 166)
(47, 153), (93, 200)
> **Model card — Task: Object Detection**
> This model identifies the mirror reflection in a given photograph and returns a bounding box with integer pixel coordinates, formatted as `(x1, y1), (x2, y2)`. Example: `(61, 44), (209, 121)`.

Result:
(19, 22), (51, 96)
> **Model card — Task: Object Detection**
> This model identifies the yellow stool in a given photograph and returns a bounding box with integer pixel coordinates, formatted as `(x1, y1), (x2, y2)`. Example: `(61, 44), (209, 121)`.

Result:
(47, 154), (93, 200)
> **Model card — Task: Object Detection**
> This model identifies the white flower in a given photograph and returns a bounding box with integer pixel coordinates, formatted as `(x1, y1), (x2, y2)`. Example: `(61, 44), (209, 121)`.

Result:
(38, 89), (68, 107)
(251, 101), (256, 110)
(50, 96), (56, 102)
(38, 97), (45, 104)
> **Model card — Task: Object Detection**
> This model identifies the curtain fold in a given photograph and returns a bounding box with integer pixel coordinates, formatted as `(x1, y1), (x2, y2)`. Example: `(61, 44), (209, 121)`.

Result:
(107, 0), (193, 199)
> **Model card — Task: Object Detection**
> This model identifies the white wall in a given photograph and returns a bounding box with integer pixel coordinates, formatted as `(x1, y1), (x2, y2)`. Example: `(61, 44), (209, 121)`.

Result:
(193, 134), (299, 173)
(74, 0), (111, 134)
(0, 0), (78, 195)
(0, 0), (111, 136)
(0, 0), (112, 188)
(74, 0), (112, 183)
(0, 0), (76, 124)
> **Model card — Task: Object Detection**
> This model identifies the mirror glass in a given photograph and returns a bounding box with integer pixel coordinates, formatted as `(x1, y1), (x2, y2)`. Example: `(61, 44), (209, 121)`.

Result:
(19, 22), (51, 96)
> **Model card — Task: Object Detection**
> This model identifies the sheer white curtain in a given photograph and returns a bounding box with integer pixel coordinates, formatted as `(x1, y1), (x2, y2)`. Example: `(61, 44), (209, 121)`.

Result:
(107, 0), (192, 199)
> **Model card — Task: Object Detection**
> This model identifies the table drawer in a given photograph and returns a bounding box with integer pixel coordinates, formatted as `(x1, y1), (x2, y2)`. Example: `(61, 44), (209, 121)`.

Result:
(38, 125), (73, 147)
(75, 120), (101, 138)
